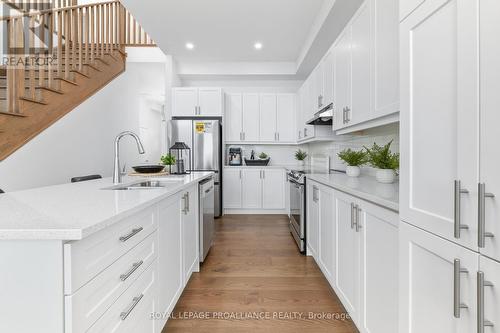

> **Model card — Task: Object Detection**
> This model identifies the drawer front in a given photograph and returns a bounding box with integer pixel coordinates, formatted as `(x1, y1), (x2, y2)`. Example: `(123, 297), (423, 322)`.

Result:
(87, 260), (157, 333)
(64, 206), (158, 294)
(65, 231), (157, 333)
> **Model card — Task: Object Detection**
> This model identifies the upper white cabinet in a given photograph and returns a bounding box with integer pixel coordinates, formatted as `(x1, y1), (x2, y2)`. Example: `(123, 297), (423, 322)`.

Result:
(334, 0), (399, 133)
(400, 0), (480, 252)
(225, 92), (296, 144)
(399, 222), (478, 333)
(172, 88), (223, 117)
(225, 93), (260, 142)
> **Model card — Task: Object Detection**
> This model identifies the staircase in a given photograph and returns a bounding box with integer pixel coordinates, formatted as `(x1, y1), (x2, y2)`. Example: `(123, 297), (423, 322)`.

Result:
(0, 0), (154, 160)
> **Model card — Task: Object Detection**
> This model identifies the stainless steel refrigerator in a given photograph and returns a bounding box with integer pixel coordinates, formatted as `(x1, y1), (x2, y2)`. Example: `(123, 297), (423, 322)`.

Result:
(167, 118), (222, 217)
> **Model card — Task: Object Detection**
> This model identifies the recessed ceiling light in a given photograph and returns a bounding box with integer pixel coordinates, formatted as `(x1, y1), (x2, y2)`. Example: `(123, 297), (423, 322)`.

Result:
(186, 42), (195, 50)
(254, 42), (263, 50)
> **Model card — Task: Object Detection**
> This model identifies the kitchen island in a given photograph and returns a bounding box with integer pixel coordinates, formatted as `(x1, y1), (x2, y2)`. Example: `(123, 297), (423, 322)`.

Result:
(0, 172), (213, 333)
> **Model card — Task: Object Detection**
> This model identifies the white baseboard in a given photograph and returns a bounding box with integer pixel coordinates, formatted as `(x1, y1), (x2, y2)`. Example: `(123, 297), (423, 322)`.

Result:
(223, 209), (287, 215)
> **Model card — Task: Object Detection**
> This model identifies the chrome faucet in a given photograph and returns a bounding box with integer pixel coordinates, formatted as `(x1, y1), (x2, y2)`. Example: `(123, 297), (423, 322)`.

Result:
(113, 131), (145, 184)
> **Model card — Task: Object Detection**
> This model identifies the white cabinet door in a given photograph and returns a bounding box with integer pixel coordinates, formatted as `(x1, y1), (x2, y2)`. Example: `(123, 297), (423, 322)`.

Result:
(480, 0), (500, 262)
(334, 190), (360, 322)
(479, 256), (500, 332)
(350, 2), (371, 125)
(400, 0), (425, 22)
(276, 94), (295, 143)
(262, 169), (285, 209)
(225, 93), (242, 142)
(223, 169), (242, 209)
(359, 201), (399, 333)
(198, 88), (222, 116)
(306, 182), (320, 259)
(399, 222), (478, 333)
(181, 185), (199, 285)
(172, 88), (198, 117)
(334, 28), (352, 130)
(259, 94), (277, 142)
(157, 194), (182, 326)
(400, 0), (479, 251)
(318, 184), (335, 284)
(322, 50), (334, 108)
(241, 169), (262, 209)
(242, 93), (260, 142)
(297, 84), (305, 141)
(313, 64), (324, 112)
(370, 0), (399, 118)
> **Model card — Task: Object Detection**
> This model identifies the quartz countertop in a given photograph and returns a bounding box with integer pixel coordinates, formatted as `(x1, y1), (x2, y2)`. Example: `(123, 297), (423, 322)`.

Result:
(0, 172), (213, 241)
(307, 173), (399, 212)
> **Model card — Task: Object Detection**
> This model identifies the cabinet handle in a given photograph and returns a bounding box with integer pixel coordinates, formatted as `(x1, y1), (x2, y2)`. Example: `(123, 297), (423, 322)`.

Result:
(239, 132), (242, 141)
(477, 271), (494, 333)
(355, 205), (361, 232)
(304, 128), (308, 137)
(346, 107), (351, 123)
(262, 170), (265, 179)
(298, 130), (302, 139)
(239, 170), (242, 179)
(120, 260), (144, 281)
(350, 203), (355, 229)
(454, 180), (470, 239)
(120, 294), (144, 321)
(242, 132), (246, 141)
(342, 107), (346, 124)
(119, 227), (144, 242)
(478, 183), (495, 248)
(277, 133), (280, 141)
(183, 192), (190, 214)
(453, 259), (469, 318)
(313, 185), (319, 203)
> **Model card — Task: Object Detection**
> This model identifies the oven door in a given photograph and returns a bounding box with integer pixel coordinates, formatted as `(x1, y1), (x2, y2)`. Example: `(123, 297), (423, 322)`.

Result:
(288, 178), (304, 239)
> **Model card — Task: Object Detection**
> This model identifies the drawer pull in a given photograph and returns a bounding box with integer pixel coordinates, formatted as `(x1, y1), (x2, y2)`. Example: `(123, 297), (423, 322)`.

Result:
(120, 260), (144, 281)
(120, 294), (144, 321)
(119, 227), (144, 242)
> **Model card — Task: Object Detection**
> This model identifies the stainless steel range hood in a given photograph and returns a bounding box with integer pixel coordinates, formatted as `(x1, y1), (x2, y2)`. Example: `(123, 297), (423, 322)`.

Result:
(306, 103), (334, 125)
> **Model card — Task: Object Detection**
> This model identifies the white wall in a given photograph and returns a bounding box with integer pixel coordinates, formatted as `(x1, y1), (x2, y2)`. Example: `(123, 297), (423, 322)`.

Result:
(0, 60), (167, 192)
(308, 122), (400, 175)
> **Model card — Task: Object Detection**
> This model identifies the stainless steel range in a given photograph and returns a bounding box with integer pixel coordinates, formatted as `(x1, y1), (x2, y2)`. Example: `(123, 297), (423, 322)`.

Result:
(287, 169), (307, 253)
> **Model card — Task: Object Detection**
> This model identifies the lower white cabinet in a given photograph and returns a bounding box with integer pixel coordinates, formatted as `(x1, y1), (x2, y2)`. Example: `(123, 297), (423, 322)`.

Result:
(479, 255), (500, 332)
(223, 168), (286, 212)
(399, 222), (478, 333)
(307, 179), (399, 333)
(181, 185), (199, 285)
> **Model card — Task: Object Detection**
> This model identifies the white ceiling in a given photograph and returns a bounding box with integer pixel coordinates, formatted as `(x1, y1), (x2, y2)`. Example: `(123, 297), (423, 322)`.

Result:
(122, 0), (325, 62)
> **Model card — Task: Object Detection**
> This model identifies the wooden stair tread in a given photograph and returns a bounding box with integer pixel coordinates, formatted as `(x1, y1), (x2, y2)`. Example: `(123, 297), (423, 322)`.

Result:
(20, 96), (47, 105)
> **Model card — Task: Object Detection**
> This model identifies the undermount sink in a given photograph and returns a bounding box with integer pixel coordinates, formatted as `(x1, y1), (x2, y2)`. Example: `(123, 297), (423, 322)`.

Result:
(104, 180), (183, 191)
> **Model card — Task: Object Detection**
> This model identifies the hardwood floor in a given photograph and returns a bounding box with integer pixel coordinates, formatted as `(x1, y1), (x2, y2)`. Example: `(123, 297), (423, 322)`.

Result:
(164, 214), (358, 333)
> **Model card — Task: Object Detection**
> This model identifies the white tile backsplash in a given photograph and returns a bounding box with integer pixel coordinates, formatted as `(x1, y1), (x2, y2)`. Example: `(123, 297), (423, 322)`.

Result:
(308, 123), (400, 175)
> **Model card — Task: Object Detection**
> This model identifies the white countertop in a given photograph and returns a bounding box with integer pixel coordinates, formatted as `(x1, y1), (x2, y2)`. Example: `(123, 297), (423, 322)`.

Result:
(307, 173), (399, 212)
(0, 172), (213, 241)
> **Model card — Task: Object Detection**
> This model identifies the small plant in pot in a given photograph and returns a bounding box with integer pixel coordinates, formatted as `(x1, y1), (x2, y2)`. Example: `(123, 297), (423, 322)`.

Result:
(295, 149), (308, 166)
(160, 153), (176, 173)
(364, 140), (399, 184)
(337, 148), (367, 177)
(259, 152), (269, 160)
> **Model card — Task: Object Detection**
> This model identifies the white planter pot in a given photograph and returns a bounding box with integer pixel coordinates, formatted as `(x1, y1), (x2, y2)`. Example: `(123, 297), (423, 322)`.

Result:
(376, 169), (396, 184)
(346, 166), (361, 177)
(297, 160), (306, 166)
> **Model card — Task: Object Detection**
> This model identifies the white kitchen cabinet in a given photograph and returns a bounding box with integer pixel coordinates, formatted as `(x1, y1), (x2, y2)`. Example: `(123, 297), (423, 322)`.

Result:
(479, 255), (499, 332)
(318, 184), (335, 284)
(350, 2), (371, 125)
(297, 79), (315, 141)
(334, 190), (360, 322)
(400, 0), (424, 22)
(172, 88), (223, 117)
(242, 93), (260, 142)
(479, 0), (500, 262)
(359, 200), (398, 333)
(400, 0), (479, 252)
(157, 194), (183, 332)
(259, 93), (277, 142)
(225, 93), (243, 142)
(262, 169), (285, 209)
(181, 185), (199, 285)
(399, 222), (478, 333)
(322, 50), (334, 110)
(223, 168), (242, 209)
(276, 94), (295, 143)
(333, 28), (352, 130)
(172, 88), (198, 117)
(306, 182), (320, 259)
(312, 64), (324, 112)
(241, 169), (262, 209)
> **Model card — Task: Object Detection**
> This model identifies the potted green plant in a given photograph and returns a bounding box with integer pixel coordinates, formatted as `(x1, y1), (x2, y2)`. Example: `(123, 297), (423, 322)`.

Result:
(364, 140), (399, 183)
(258, 152), (269, 160)
(337, 148), (367, 177)
(160, 153), (176, 173)
(295, 149), (308, 166)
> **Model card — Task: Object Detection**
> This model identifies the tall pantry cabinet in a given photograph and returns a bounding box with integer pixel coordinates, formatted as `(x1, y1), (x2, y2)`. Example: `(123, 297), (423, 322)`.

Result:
(400, 0), (500, 331)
